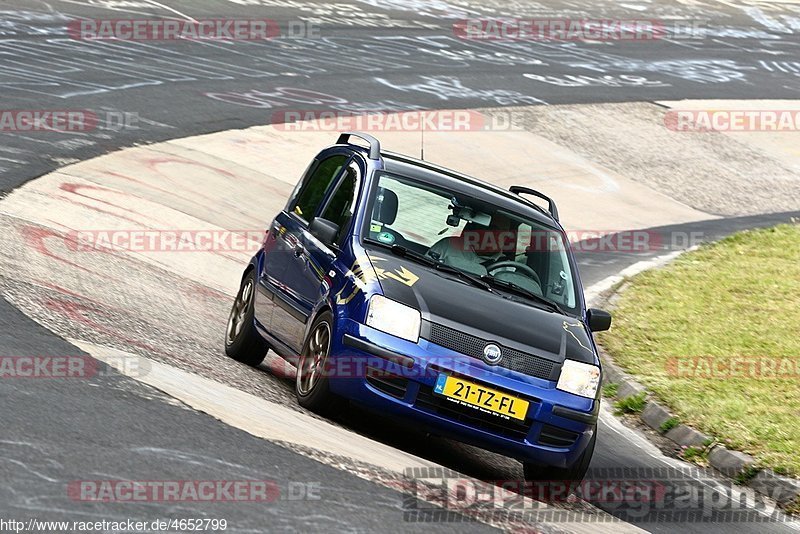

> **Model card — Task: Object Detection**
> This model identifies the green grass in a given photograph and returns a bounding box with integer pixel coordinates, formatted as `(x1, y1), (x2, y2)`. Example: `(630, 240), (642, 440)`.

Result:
(614, 392), (647, 414)
(602, 383), (619, 398)
(734, 465), (761, 486)
(600, 224), (800, 477)
(681, 446), (708, 463)
(659, 417), (681, 433)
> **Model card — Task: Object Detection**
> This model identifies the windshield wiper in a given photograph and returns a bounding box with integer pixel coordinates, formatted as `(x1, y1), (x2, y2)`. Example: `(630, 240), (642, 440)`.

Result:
(363, 239), (492, 292)
(430, 259), (493, 292)
(480, 276), (567, 315)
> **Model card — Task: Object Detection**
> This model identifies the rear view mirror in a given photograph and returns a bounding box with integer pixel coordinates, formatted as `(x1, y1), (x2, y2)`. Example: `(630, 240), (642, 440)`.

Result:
(587, 308), (612, 332)
(309, 217), (339, 248)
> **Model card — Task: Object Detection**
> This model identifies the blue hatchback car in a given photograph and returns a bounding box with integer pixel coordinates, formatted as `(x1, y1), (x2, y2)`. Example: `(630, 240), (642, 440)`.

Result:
(225, 132), (612, 481)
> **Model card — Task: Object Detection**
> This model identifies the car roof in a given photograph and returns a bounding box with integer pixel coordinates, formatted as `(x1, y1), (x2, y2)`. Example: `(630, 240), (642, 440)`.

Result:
(377, 151), (557, 227)
(330, 133), (560, 226)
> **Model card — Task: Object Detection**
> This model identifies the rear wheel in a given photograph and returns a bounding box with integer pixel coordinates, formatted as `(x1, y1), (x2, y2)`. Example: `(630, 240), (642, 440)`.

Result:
(225, 269), (269, 367)
(295, 311), (342, 414)
(523, 425), (596, 483)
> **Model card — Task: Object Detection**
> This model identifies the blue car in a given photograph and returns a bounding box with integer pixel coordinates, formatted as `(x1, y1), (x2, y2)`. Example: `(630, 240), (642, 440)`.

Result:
(225, 132), (612, 481)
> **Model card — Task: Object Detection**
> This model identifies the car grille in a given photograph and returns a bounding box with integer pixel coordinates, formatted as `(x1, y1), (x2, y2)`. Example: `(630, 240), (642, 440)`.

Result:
(426, 323), (556, 380)
(415, 385), (532, 441)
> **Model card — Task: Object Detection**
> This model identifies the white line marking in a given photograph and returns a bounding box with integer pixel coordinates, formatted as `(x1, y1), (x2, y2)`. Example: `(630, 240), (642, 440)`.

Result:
(144, 0), (198, 23)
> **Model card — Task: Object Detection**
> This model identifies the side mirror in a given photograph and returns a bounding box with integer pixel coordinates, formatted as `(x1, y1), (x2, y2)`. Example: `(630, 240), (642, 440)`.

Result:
(587, 308), (612, 332)
(309, 217), (340, 248)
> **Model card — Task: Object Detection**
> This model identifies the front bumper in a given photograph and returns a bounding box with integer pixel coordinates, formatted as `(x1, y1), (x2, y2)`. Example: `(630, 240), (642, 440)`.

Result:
(328, 319), (598, 468)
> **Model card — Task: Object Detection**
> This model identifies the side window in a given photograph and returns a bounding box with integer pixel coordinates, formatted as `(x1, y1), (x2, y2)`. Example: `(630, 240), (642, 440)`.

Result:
(321, 162), (360, 245)
(291, 155), (348, 222)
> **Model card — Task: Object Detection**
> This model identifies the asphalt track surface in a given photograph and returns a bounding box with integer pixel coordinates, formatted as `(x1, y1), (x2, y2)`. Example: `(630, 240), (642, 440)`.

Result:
(2, 0), (800, 532)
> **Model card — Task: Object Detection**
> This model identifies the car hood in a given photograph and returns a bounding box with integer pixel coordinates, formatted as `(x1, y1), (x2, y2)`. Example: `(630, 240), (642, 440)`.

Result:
(364, 248), (596, 365)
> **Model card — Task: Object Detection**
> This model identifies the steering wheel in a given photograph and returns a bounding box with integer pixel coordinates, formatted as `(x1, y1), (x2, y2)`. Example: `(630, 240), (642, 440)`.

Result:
(486, 260), (541, 287)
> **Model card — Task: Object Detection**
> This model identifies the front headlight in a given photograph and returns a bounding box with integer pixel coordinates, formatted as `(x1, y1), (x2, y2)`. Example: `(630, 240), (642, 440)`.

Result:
(557, 360), (601, 398)
(365, 295), (421, 343)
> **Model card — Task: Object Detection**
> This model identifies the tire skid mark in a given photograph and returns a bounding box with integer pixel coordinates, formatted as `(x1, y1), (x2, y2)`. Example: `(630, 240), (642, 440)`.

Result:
(13, 219), (228, 329)
(53, 191), (150, 227)
(182, 281), (229, 302)
(145, 156), (238, 180)
(143, 151), (294, 197)
(103, 169), (221, 208)
(41, 292), (217, 374)
(38, 281), (128, 316)
(44, 297), (163, 356)
(59, 182), (150, 226)
(102, 167), (224, 208)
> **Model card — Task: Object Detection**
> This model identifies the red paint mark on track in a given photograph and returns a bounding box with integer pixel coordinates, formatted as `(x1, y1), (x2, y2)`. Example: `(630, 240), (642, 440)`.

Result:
(144, 156), (238, 180)
(20, 225), (99, 276)
(104, 170), (221, 207)
(59, 183), (146, 226)
(58, 181), (251, 261)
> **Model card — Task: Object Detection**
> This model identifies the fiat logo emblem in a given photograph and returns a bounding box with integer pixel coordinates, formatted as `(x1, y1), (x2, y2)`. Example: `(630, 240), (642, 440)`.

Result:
(483, 344), (502, 365)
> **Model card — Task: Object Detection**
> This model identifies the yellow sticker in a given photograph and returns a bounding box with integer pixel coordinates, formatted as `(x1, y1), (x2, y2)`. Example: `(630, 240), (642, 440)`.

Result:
(370, 224), (382, 233)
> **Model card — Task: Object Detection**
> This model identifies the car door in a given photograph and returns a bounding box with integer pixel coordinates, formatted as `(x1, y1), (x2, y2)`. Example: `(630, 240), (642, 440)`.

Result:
(259, 153), (349, 353)
(297, 158), (362, 310)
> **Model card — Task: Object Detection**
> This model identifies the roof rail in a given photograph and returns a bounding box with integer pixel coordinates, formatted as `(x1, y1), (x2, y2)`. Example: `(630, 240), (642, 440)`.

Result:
(337, 131), (381, 160)
(508, 186), (559, 221)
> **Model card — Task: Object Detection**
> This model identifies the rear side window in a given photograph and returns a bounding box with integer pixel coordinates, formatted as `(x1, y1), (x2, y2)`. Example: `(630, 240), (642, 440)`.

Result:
(321, 162), (361, 244)
(292, 155), (347, 222)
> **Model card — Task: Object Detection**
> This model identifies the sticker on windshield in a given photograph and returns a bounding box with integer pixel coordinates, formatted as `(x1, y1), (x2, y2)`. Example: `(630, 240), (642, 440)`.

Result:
(377, 231), (395, 244)
(370, 223), (382, 233)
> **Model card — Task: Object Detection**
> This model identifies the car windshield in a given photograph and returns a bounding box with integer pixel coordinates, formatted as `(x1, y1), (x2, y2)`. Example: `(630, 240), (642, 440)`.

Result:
(363, 172), (579, 314)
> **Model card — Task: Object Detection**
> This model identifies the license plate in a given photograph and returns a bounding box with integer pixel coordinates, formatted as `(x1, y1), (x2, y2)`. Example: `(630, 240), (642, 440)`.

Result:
(433, 374), (529, 421)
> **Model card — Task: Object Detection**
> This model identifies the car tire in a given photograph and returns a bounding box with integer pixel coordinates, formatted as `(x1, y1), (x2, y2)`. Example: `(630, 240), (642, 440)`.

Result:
(225, 269), (269, 367)
(523, 425), (597, 483)
(295, 311), (342, 414)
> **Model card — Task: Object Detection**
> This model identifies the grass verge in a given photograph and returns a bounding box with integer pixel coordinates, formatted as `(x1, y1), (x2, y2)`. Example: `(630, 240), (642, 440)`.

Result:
(599, 224), (800, 477)
(659, 417), (680, 434)
(614, 392), (647, 414)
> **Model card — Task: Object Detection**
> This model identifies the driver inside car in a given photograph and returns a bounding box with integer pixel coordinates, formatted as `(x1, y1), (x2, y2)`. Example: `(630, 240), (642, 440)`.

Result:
(427, 213), (517, 276)
(468, 213), (516, 264)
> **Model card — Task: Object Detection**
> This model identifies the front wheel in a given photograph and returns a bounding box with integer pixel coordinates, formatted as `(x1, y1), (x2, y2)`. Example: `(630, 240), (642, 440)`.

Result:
(295, 311), (342, 414)
(523, 425), (597, 483)
(225, 269), (269, 367)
